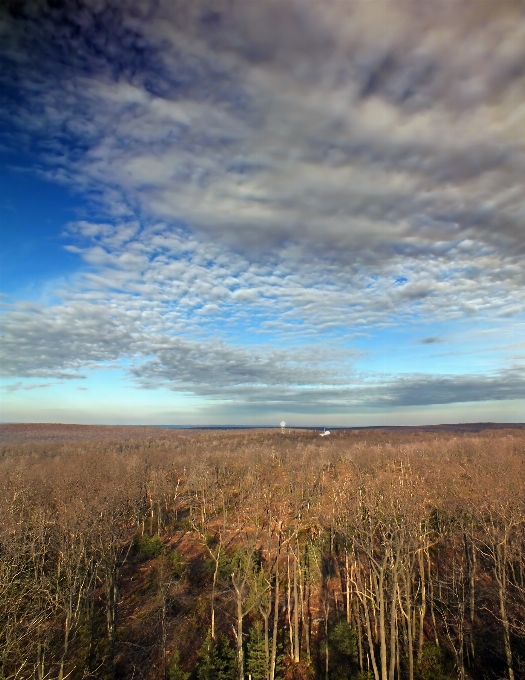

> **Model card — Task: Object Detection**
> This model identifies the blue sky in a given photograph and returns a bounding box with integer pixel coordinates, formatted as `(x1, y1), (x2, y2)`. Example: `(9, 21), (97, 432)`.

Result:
(1, 0), (524, 426)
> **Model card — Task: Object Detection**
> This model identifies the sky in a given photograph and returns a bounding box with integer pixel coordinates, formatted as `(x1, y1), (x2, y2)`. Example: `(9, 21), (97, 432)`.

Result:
(0, 0), (524, 426)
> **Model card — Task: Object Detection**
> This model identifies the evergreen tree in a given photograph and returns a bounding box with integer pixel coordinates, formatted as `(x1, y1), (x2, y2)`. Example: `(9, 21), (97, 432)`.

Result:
(246, 621), (267, 680)
(328, 619), (359, 680)
(196, 633), (237, 680)
(168, 649), (189, 680)
(330, 620), (358, 659)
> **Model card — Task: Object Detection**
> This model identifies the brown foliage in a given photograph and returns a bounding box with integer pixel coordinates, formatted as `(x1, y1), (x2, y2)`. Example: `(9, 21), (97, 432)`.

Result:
(0, 425), (524, 680)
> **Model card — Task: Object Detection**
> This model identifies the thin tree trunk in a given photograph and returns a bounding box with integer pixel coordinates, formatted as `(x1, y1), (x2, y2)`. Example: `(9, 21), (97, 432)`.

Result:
(211, 544), (221, 640)
(260, 607), (270, 680)
(417, 550), (426, 662)
(293, 551), (300, 663)
(426, 548), (439, 648)
(469, 541), (476, 660)
(325, 608), (330, 680)
(345, 552), (351, 624)
(405, 569), (414, 680)
(362, 596), (380, 680)
(161, 584), (167, 680)
(388, 560), (398, 680)
(374, 559), (388, 680)
(396, 617), (400, 680)
(495, 543), (515, 680)
(305, 571), (311, 665)
(355, 562), (380, 680)
(355, 599), (364, 672)
(287, 552), (294, 660)
(104, 564), (118, 678)
(298, 549), (306, 663)
(233, 584), (245, 680)
(270, 559), (280, 680)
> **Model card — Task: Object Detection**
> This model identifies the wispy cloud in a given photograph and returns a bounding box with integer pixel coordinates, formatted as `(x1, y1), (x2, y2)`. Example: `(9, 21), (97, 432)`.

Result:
(4, 381), (63, 393)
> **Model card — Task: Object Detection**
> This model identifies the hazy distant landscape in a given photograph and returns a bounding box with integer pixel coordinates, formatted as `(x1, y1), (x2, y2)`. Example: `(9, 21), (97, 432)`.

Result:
(1, 424), (524, 680)
(2, 422), (525, 444)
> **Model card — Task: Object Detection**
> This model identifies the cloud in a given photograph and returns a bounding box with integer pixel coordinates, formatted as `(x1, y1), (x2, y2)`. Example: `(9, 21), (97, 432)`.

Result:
(130, 338), (355, 393)
(0, 300), (142, 379)
(1, 0), (525, 418)
(366, 368), (525, 409)
(220, 367), (525, 414)
(1, 271), (523, 412)
(3, 381), (63, 393)
(3, 1), (525, 267)
(135, 362), (525, 414)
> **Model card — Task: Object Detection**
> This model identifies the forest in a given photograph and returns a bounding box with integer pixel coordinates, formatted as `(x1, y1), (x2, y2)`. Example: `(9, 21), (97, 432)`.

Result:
(0, 424), (524, 680)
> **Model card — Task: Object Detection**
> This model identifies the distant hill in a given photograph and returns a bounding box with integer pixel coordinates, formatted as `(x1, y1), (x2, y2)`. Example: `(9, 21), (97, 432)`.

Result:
(1, 421), (523, 443)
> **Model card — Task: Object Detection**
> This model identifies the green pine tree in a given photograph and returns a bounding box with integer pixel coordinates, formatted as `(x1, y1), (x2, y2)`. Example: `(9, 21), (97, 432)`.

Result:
(416, 643), (452, 680)
(168, 649), (189, 680)
(246, 621), (267, 680)
(196, 633), (237, 680)
(330, 619), (358, 659)
(328, 619), (359, 680)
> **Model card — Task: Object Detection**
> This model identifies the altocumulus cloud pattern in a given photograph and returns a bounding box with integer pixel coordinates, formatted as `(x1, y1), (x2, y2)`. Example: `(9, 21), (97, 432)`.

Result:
(0, 0), (524, 424)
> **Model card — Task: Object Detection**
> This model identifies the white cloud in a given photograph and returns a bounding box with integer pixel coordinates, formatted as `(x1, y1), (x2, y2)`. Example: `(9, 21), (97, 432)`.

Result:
(1, 0), (525, 417)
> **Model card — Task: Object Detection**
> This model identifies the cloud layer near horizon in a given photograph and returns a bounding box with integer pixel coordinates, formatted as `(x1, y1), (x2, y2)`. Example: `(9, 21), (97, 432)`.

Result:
(1, 0), (524, 418)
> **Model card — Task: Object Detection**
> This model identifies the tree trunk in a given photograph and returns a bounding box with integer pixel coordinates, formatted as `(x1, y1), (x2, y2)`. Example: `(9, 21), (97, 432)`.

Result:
(325, 607), (330, 680)
(287, 551), (294, 660)
(270, 560), (280, 680)
(469, 540), (476, 661)
(355, 599), (364, 672)
(345, 551), (351, 624)
(236, 590), (245, 680)
(388, 563), (397, 680)
(426, 548), (439, 648)
(371, 557), (388, 680)
(404, 568), (414, 680)
(417, 550), (426, 662)
(495, 543), (515, 680)
(293, 551), (300, 663)
(355, 562), (380, 680)
(211, 544), (221, 641)
(260, 607), (270, 680)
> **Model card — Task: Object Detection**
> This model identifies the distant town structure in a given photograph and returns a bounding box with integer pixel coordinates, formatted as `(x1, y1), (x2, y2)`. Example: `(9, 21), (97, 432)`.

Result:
(320, 428), (330, 437)
(280, 421), (286, 434)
